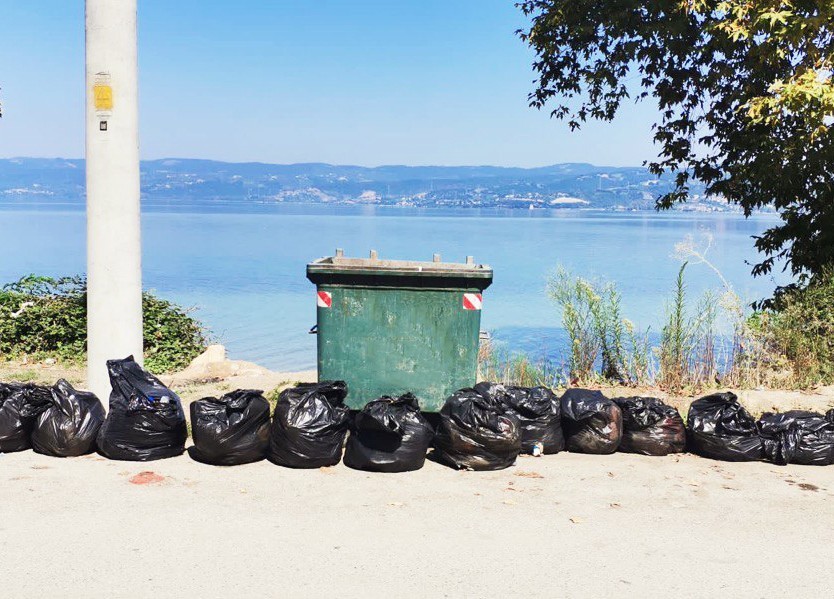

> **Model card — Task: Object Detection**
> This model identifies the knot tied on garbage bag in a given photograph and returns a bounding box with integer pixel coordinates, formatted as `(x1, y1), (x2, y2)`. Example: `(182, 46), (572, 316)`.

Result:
(268, 381), (351, 468)
(96, 356), (187, 462)
(25, 379), (105, 457)
(433, 386), (521, 471)
(614, 396), (685, 456)
(560, 389), (622, 454)
(343, 393), (434, 473)
(758, 410), (834, 466)
(190, 389), (271, 466)
(686, 392), (762, 462)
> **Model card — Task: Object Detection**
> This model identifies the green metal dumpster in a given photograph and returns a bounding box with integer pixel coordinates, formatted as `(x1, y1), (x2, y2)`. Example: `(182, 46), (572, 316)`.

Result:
(307, 250), (493, 411)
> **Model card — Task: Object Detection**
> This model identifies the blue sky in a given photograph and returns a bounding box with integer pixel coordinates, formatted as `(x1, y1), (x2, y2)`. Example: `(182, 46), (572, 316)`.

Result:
(0, 0), (660, 167)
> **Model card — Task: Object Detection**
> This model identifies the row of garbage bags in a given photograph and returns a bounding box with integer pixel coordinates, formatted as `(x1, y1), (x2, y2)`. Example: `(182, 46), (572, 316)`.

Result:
(2, 356), (834, 469)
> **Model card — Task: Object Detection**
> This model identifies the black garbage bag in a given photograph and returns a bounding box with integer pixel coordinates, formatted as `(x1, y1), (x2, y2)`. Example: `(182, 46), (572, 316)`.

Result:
(614, 396), (685, 456)
(758, 410), (834, 466)
(26, 379), (105, 457)
(343, 393), (434, 473)
(0, 383), (40, 453)
(268, 381), (351, 468)
(189, 389), (270, 465)
(686, 392), (762, 461)
(500, 385), (564, 455)
(560, 389), (622, 454)
(96, 356), (187, 461)
(433, 387), (521, 470)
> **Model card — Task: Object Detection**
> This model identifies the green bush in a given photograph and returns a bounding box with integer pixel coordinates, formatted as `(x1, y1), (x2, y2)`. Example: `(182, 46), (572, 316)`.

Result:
(763, 270), (834, 387)
(0, 275), (208, 374)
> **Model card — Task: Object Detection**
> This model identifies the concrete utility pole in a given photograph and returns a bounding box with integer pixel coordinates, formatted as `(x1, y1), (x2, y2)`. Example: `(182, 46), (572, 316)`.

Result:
(85, 0), (144, 403)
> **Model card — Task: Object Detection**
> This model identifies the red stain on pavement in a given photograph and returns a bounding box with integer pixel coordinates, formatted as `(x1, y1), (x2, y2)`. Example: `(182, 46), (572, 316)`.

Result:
(129, 471), (165, 485)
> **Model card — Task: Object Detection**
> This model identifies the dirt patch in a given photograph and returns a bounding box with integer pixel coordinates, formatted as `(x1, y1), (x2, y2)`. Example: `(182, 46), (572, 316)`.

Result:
(514, 470), (544, 479)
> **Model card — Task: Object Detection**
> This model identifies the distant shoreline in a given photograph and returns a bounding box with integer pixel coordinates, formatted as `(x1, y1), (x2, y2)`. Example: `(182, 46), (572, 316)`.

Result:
(1, 157), (734, 212)
(0, 200), (778, 219)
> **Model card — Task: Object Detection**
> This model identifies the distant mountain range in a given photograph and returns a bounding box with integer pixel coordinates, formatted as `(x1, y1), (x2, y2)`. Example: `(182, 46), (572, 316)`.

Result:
(0, 157), (732, 211)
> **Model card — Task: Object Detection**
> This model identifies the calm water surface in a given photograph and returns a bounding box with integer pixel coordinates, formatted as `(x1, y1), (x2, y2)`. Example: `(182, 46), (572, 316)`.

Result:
(0, 204), (787, 370)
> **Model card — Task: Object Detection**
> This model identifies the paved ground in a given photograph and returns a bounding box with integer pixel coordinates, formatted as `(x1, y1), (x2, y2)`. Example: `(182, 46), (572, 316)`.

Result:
(2, 448), (833, 598)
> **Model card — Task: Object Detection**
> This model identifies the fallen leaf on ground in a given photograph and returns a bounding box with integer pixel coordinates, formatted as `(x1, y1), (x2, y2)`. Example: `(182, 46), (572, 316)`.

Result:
(515, 471), (543, 479)
(570, 516), (583, 524)
(609, 503), (621, 509)
(128, 471), (164, 485)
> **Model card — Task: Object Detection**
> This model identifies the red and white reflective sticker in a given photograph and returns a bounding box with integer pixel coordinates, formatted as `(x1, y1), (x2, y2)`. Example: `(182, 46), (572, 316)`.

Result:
(317, 291), (333, 308)
(462, 293), (483, 311)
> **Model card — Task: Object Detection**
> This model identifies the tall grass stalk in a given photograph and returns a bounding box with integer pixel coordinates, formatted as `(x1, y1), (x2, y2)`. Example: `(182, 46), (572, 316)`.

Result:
(478, 336), (559, 387)
(658, 263), (692, 391)
(547, 268), (638, 385)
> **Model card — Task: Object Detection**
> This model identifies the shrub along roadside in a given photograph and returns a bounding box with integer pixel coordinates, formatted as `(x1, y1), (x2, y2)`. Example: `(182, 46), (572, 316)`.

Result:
(0, 275), (208, 374)
(488, 260), (834, 392)
(760, 269), (834, 388)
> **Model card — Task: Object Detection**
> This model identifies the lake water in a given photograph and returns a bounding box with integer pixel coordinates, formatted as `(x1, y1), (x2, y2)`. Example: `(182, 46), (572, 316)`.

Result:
(0, 204), (787, 371)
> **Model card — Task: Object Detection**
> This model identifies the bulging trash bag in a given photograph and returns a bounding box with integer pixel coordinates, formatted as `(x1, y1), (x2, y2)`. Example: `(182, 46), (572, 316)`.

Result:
(686, 392), (762, 462)
(560, 389), (622, 454)
(433, 387), (521, 471)
(499, 385), (564, 455)
(27, 379), (105, 457)
(343, 393), (434, 473)
(757, 410), (834, 466)
(190, 389), (270, 466)
(96, 356), (187, 461)
(614, 396), (685, 456)
(268, 381), (350, 468)
(0, 383), (39, 453)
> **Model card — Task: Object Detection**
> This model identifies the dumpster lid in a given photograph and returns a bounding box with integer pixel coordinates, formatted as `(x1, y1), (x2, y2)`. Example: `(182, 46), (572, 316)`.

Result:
(307, 250), (493, 283)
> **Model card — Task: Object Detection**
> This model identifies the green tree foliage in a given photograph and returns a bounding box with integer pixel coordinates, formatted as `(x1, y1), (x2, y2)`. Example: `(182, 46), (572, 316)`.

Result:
(518, 1), (834, 291)
(0, 275), (207, 373)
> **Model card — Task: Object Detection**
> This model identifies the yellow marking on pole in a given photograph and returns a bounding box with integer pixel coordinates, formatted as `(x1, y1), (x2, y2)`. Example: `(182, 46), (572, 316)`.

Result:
(94, 85), (113, 111)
